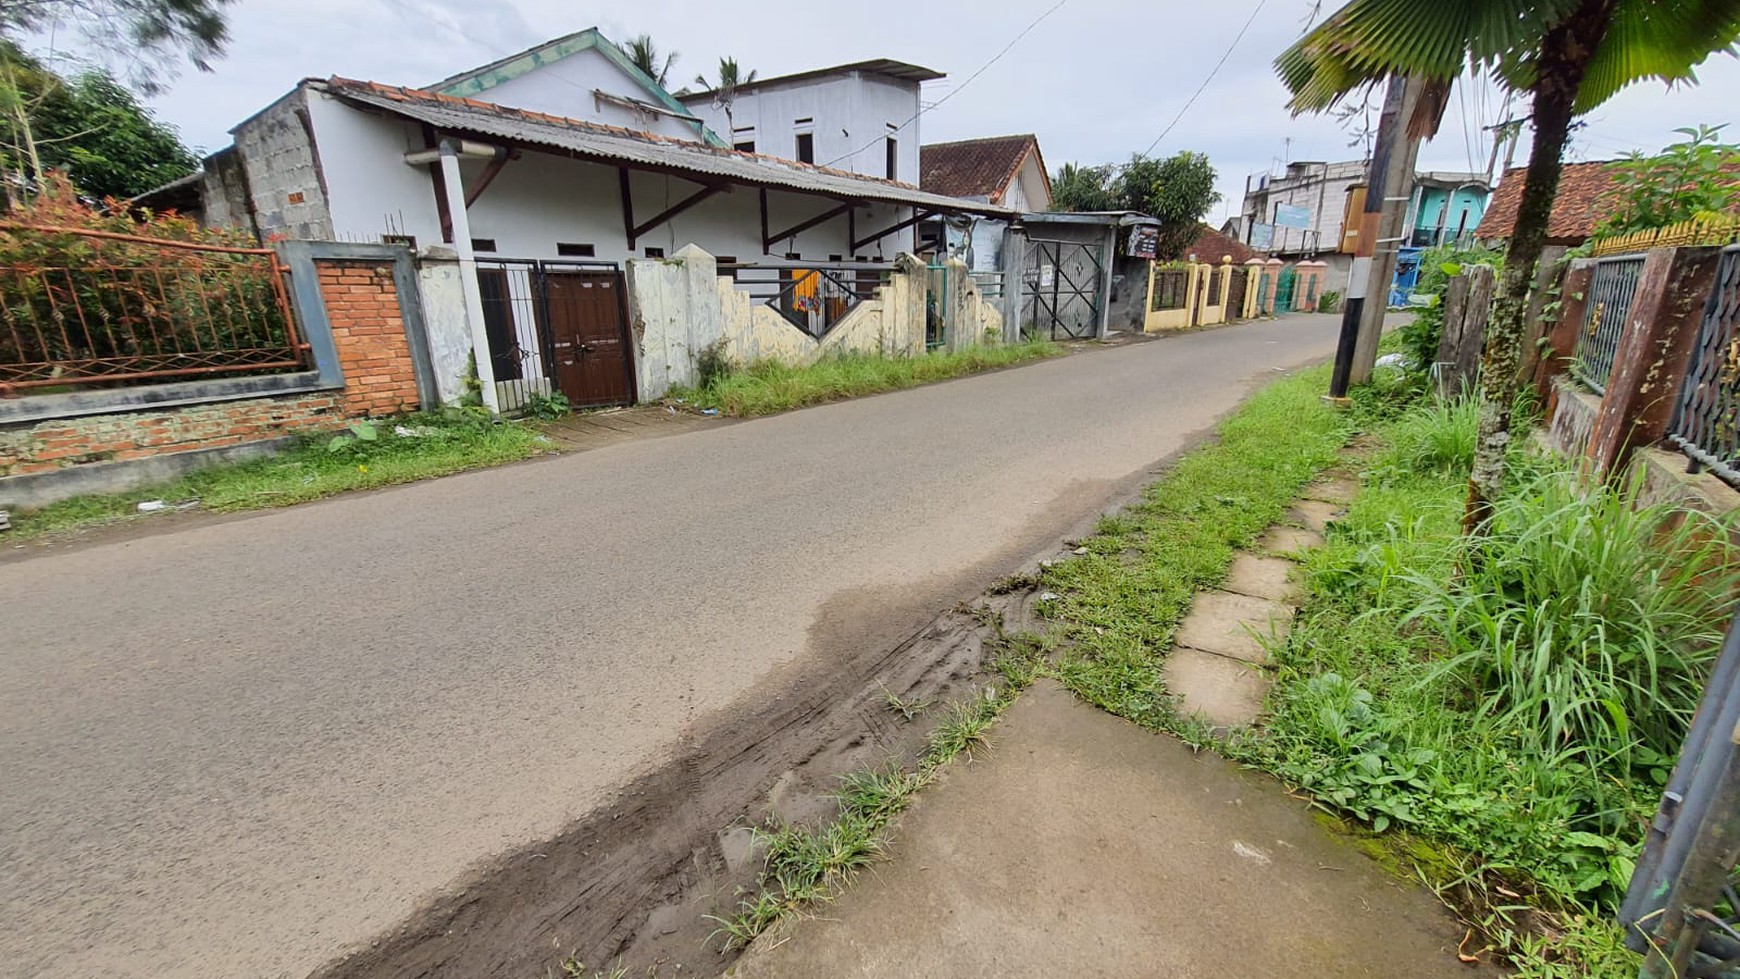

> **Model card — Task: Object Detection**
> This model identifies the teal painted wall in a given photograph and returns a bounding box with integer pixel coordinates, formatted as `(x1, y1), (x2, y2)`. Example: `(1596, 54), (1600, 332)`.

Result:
(1411, 186), (1489, 241)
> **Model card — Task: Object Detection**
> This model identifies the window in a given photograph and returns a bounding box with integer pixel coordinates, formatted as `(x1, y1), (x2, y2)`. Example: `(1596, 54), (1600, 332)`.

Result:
(829, 255), (843, 262)
(644, 246), (665, 258)
(784, 252), (802, 261)
(734, 140), (756, 153)
(382, 233), (417, 249)
(470, 238), (497, 253)
(795, 132), (814, 164)
(885, 137), (898, 180)
(556, 242), (596, 257)
(715, 256), (738, 265)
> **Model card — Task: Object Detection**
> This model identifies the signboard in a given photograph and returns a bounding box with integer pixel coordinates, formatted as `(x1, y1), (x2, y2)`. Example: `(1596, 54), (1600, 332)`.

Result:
(1248, 222), (1275, 251)
(1126, 226), (1159, 259)
(1274, 203), (1312, 230)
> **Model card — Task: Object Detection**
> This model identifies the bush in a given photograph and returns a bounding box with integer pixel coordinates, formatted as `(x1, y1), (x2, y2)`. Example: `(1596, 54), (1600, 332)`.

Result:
(1395, 242), (1504, 373)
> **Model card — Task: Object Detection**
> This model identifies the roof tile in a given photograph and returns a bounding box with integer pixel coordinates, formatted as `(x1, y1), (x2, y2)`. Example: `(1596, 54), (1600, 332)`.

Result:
(920, 135), (1043, 204)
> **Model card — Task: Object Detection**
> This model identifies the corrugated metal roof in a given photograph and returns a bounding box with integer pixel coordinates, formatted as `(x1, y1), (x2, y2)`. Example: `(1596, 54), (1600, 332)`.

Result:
(318, 79), (1011, 217)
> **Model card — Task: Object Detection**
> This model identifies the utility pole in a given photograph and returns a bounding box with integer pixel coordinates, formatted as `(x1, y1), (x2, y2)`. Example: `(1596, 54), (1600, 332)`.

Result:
(1328, 74), (1424, 399)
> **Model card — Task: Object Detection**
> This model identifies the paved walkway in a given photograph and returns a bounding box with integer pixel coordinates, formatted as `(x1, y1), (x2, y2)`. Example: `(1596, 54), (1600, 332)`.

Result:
(734, 682), (1496, 979)
(3, 316), (1341, 979)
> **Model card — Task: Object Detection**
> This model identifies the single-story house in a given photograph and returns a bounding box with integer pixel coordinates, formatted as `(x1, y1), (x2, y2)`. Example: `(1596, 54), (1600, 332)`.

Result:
(1475, 160), (1624, 246)
(140, 29), (1011, 412)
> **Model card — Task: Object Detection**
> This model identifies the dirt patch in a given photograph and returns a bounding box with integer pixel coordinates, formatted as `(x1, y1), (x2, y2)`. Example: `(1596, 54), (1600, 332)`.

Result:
(309, 596), (1022, 979)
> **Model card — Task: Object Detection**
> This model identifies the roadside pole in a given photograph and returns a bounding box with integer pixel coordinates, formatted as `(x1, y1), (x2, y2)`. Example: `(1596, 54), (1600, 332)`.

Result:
(1328, 75), (1424, 399)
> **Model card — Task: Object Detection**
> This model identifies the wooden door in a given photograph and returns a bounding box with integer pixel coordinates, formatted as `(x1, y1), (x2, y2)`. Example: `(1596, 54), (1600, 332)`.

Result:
(543, 270), (633, 408)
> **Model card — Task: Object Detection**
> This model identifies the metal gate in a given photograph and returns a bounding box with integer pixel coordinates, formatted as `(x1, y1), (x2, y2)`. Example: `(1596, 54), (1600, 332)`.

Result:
(476, 258), (635, 412)
(1668, 244), (1740, 486)
(1621, 601), (1740, 977)
(1574, 253), (1647, 394)
(1021, 239), (1103, 340)
(1274, 266), (1297, 312)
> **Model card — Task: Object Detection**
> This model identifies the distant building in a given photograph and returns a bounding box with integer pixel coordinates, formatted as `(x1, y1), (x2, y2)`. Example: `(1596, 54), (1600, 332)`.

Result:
(919, 134), (1052, 211)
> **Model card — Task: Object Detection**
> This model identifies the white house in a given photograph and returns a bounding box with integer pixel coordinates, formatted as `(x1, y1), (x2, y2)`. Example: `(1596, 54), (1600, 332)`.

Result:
(678, 60), (942, 184)
(919, 134), (1051, 212)
(142, 30), (1008, 414)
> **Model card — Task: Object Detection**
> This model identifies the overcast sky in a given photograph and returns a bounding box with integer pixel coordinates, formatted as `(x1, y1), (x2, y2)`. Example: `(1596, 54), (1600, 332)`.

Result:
(61, 0), (1740, 218)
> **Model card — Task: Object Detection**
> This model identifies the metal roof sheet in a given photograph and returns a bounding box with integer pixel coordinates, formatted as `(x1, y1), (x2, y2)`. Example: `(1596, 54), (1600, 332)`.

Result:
(319, 79), (1011, 217)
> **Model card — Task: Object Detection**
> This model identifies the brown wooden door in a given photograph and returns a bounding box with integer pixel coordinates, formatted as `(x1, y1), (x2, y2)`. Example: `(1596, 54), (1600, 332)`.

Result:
(544, 270), (633, 408)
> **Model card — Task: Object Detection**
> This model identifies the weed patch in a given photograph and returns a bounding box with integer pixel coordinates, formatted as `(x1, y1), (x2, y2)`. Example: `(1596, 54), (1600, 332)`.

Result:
(671, 342), (1062, 417)
(8, 407), (547, 540)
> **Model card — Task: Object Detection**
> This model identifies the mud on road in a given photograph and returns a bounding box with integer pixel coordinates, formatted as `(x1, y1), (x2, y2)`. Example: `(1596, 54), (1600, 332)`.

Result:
(310, 581), (1055, 979)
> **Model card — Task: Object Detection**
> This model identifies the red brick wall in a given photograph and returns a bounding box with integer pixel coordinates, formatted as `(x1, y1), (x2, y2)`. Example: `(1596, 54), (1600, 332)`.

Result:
(1, 392), (341, 477)
(316, 260), (421, 417)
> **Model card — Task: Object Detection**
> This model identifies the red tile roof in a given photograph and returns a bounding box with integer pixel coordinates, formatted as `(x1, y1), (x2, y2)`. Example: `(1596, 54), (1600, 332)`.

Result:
(1474, 160), (1625, 243)
(1185, 223), (1256, 264)
(920, 135), (1047, 205)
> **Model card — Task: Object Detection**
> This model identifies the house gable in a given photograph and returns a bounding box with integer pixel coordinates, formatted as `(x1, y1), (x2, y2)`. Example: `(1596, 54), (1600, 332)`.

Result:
(431, 29), (724, 146)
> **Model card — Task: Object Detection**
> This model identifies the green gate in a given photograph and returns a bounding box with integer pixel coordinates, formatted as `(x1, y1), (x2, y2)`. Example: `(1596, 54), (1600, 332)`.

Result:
(1274, 266), (1297, 312)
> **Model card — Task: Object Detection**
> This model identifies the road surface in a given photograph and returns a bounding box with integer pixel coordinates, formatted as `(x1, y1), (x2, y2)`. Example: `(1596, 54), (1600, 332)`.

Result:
(4, 316), (1339, 978)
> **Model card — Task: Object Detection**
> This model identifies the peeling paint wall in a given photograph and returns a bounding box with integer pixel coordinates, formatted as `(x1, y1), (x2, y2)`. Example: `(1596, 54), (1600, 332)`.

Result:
(626, 248), (1002, 402)
(413, 252), (477, 404)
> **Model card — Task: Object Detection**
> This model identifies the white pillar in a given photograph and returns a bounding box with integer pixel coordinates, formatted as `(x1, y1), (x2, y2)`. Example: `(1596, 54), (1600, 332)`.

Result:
(439, 141), (500, 413)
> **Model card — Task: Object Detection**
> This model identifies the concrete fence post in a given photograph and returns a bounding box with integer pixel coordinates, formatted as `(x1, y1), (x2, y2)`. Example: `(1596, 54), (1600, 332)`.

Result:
(1584, 246), (1722, 477)
(1535, 258), (1597, 407)
(1262, 258), (1283, 315)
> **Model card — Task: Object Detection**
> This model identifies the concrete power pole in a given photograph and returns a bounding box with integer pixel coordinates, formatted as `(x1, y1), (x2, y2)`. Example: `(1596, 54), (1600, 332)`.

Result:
(1328, 74), (1425, 397)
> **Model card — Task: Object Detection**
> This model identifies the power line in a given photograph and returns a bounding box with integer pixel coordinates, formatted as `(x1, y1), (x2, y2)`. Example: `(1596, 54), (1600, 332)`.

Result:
(821, 0), (1070, 167)
(1142, 0), (1268, 158)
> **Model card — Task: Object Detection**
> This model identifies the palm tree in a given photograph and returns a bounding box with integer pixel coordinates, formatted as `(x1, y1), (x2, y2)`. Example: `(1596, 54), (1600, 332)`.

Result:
(619, 34), (677, 89)
(1277, 0), (1740, 534)
(693, 57), (757, 133)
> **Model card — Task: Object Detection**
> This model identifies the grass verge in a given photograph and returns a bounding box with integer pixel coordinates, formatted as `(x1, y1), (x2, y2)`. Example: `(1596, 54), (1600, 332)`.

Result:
(672, 341), (1063, 417)
(1036, 361), (1739, 977)
(709, 628), (1049, 951)
(6, 408), (548, 541)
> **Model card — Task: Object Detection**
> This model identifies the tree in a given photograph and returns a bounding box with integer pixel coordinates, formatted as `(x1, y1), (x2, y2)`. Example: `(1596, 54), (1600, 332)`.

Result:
(1120, 151), (1221, 259)
(1597, 123), (1740, 234)
(0, 0), (234, 90)
(0, 43), (196, 200)
(620, 34), (677, 89)
(1050, 162), (1118, 212)
(1277, 0), (1740, 535)
(693, 57), (757, 134)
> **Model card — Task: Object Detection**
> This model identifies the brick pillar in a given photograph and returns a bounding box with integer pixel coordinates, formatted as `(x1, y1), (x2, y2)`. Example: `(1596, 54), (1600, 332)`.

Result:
(315, 260), (422, 418)
(1243, 259), (1264, 318)
(1261, 258), (1283, 314)
(1535, 258), (1596, 406)
(1584, 246), (1722, 477)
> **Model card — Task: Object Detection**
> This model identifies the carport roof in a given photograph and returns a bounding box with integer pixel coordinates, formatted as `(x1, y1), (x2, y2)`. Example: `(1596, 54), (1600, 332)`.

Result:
(317, 78), (1014, 217)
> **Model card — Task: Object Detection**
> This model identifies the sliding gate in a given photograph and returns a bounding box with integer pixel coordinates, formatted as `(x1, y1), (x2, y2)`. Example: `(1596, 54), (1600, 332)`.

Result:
(1021, 238), (1103, 340)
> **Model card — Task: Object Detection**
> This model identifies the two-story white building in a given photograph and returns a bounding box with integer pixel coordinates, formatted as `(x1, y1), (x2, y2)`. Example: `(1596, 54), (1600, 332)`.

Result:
(678, 60), (941, 185)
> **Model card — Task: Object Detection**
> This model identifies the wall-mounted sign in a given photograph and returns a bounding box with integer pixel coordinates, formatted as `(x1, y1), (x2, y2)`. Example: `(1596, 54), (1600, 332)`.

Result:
(1248, 222), (1275, 250)
(1127, 226), (1159, 259)
(1274, 203), (1312, 230)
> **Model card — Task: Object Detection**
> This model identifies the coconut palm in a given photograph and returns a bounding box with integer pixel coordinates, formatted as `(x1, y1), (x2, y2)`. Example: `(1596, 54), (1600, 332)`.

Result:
(619, 34), (677, 89)
(694, 57), (757, 133)
(1277, 0), (1740, 534)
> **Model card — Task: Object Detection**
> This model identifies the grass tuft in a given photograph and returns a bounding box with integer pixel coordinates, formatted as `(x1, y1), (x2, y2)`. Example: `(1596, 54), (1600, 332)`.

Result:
(672, 342), (1063, 417)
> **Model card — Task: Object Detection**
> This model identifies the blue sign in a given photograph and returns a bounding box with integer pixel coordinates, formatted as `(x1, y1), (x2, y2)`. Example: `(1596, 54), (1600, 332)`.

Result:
(1274, 203), (1312, 230)
(1248, 222), (1275, 250)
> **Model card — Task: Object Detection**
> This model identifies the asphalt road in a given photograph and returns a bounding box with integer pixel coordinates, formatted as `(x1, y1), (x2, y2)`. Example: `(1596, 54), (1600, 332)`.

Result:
(3, 315), (1340, 978)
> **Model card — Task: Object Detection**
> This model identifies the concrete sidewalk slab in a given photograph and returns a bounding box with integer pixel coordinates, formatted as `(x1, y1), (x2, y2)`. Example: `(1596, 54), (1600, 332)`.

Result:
(1222, 553), (1300, 603)
(1161, 646), (1270, 728)
(1257, 524), (1324, 556)
(1173, 590), (1292, 664)
(1292, 498), (1342, 534)
(733, 681), (1492, 979)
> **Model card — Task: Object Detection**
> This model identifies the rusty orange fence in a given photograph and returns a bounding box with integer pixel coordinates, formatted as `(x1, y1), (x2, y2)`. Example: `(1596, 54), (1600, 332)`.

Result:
(0, 223), (307, 395)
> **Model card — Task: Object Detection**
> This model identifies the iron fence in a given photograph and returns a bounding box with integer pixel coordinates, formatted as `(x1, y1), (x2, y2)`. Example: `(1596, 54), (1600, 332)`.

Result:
(1572, 253), (1646, 394)
(1668, 245), (1740, 486)
(721, 261), (891, 340)
(0, 223), (304, 394)
(475, 257), (624, 413)
(968, 269), (1004, 300)
(1150, 266), (1189, 312)
(1204, 266), (1222, 307)
(1227, 266), (1249, 318)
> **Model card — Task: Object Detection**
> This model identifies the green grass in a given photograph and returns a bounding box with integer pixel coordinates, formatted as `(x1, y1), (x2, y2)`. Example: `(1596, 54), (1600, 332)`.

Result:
(8, 408), (548, 540)
(672, 342), (1063, 417)
(1033, 360), (1736, 975)
(1041, 363), (1356, 727)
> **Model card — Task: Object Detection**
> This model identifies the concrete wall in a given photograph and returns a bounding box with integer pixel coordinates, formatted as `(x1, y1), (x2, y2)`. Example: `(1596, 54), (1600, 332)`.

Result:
(414, 253), (477, 404)
(681, 73), (922, 183)
(231, 87), (335, 240)
(1240, 160), (1365, 255)
(464, 48), (705, 141)
(627, 247), (999, 400)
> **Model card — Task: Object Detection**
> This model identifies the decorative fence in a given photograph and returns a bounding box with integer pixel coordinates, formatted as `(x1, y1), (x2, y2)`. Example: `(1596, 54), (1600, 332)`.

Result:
(1150, 266), (1190, 312)
(722, 262), (891, 340)
(0, 224), (304, 395)
(1592, 215), (1740, 258)
(1668, 244), (1740, 486)
(1572, 253), (1647, 394)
